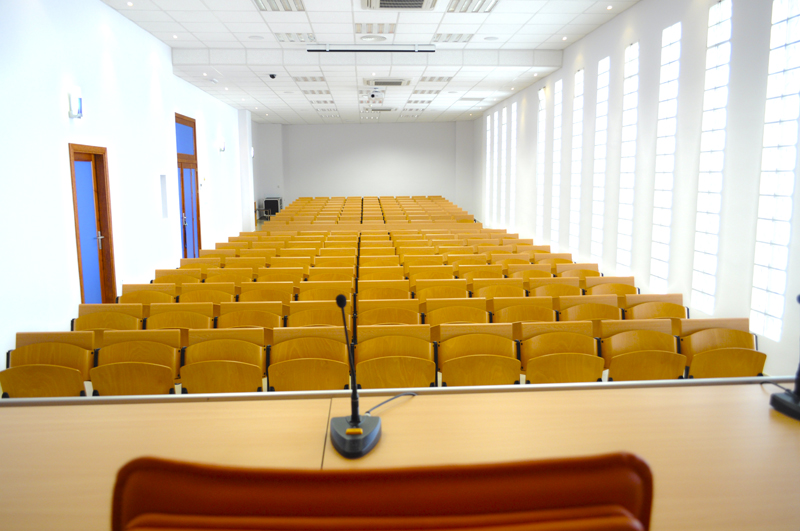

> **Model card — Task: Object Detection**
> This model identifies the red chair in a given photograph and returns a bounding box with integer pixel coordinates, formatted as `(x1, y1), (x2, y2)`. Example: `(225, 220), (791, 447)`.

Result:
(112, 452), (652, 531)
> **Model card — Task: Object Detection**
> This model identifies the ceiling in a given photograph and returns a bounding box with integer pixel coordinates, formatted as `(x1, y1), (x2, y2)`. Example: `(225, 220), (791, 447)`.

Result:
(101, 0), (641, 124)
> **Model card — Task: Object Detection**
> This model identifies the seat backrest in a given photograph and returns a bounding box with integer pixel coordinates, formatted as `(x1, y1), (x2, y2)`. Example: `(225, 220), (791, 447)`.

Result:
(521, 332), (597, 370)
(426, 306), (490, 326)
(307, 267), (355, 282)
(145, 311), (213, 332)
(184, 339), (265, 374)
(0, 365), (86, 398)
(671, 318), (749, 337)
(626, 302), (687, 319)
(90, 362), (175, 396)
(586, 283), (638, 296)
(507, 264), (553, 278)
(600, 330), (677, 369)
(97, 342), (180, 379)
(608, 351), (687, 381)
(358, 266), (404, 280)
(440, 355), (521, 386)
(688, 348), (767, 378)
(534, 284), (582, 297)
(152, 274), (201, 286)
(9, 342), (93, 380)
(560, 303), (622, 322)
(255, 268), (305, 285)
(534, 253), (572, 263)
(621, 293), (683, 309)
(679, 328), (756, 366)
(526, 277), (580, 291)
(73, 312), (142, 332)
(180, 360), (263, 394)
(267, 358), (350, 392)
(354, 336), (433, 365)
(359, 255), (401, 267)
(596, 319), (672, 338)
(438, 334), (515, 366)
(493, 305), (556, 324)
(526, 353), (604, 384)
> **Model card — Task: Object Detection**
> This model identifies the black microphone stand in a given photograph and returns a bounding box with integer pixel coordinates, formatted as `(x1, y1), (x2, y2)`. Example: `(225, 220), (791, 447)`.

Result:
(330, 294), (382, 457)
(769, 294), (800, 421)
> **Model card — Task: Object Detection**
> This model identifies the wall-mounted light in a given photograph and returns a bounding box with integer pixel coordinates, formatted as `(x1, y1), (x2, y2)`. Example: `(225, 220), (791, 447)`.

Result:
(219, 139), (226, 152)
(68, 87), (82, 119)
(251, 146), (255, 158)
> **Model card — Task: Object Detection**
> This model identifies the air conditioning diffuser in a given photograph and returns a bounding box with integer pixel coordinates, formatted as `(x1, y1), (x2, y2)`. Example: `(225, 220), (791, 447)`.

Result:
(362, 0), (438, 10)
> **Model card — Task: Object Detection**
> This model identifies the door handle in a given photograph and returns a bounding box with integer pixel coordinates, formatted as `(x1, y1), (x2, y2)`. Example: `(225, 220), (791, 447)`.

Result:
(183, 213), (187, 226)
(95, 231), (105, 250)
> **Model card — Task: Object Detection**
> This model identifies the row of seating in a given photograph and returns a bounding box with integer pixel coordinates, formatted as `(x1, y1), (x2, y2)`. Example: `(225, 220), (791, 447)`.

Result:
(271, 196), (474, 223)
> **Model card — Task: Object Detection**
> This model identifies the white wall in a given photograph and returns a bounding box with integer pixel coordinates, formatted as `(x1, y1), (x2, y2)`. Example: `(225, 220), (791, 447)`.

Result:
(252, 123), (285, 205)
(478, 0), (800, 375)
(0, 0), (243, 354)
(265, 122), (474, 205)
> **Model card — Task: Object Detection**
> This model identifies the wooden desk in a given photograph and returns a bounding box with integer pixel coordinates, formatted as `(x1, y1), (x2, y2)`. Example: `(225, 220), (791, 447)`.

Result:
(0, 399), (331, 531)
(324, 385), (800, 530)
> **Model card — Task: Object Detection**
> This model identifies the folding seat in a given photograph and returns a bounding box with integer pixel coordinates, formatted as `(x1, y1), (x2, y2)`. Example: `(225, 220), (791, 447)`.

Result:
(455, 264), (503, 283)
(71, 304), (143, 333)
(515, 321), (595, 372)
(414, 278), (469, 302)
(556, 264), (601, 288)
(600, 329), (678, 369)
(229, 236), (258, 244)
(514, 244), (550, 254)
(407, 265), (455, 289)
(296, 280), (354, 302)
(223, 257), (268, 275)
(8, 331), (95, 381)
(268, 327), (350, 392)
(198, 249), (237, 259)
(471, 278), (526, 299)
(216, 302), (283, 340)
(558, 295), (623, 329)
(237, 249), (278, 260)
(467, 238), (501, 247)
(318, 247), (357, 257)
(354, 325), (435, 388)
(534, 253), (573, 264)
(98, 329), (182, 379)
(145, 303), (214, 346)
(359, 240), (394, 248)
(622, 294), (687, 319)
(679, 325), (756, 369)
(153, 269), (202, 287)
(178, 283), (236, 304)
(359, 255), (401, 267)
(490, 296), (556, 324)
(607, 351), (687, 381)
(358, 266), (404, 280)
(0, 365), (86, 398)
(239, 281), (294, 305)
(181, 330), (266, 394)
(423, 298), (489, 326)
(533, 283), (582, 297)
(435, 323), (520, 386)
(252, 241), (286, 251)
(526, 277), (580, 293)
(436, 245), (473, 255)
(306, 266), (355, 282)
(279, 248), (318, 259)
(358, 280), (411, 300)
(204, 268), (254, 286)
(118, 284), (176, 309)
(179, 258), (222, 278)
(526, 353), (604, 384)
(267, 256), (313, 275)
(688, 348), (766, 378)
(90, 362), (176, 396)
(359, 247), (396, 256)
(215, 242), (249, 251)
(396, 246), (436, 259)
(584, 276), (638, 296)
(477, 245), (515, 255)
(356, 299), (422, 326)
(490, 253), (533, 274)
(287, 300), (352, 327)
(255, 267), (305, 285)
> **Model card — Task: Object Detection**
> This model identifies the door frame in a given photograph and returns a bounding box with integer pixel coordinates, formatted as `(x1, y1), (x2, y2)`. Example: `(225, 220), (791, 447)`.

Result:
(68, 144), (117, 303)
(176, 113), (202, 256)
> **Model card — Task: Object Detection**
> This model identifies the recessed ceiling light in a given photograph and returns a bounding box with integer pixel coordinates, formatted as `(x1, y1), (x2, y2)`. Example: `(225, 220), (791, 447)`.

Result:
(484, 36), (498, 41)
(607, 5), (613, 10)
(225, 87), (228, 90)
(284, 91), (293, 94)
(361, 35), (387, 42)
(241, 98), (245, 101)
(562, 36), (567, 41)
(534, 73), (538, 77)
(249, 35), (265, 40)
(511, 87), (514, 90)
(173, 35), (178, 39)
(372, 72), (376, 76)
(127, 1), (133, 5)
(449, 91), (457, 94)
(202, 72), (207, 76)
(255, 107), (258, 109)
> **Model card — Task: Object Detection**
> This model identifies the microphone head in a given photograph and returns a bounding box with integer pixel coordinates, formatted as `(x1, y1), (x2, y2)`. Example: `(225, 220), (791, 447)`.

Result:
(336, 294), (347, 308)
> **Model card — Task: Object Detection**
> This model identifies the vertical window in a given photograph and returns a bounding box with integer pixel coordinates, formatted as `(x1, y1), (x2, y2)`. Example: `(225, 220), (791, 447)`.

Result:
(485, 116), (491, 222)
(536, 89), (547, 239)
(617, 42), (640, 276)
(509, 102), (518, 231)
(551, 79), (563, 246)
(750, 0), (798, 341)
(492, 111), (499, 226)
(500, 107), (508, 226)
(692, 0), (732, 315)
(570, 70), (585, 252)
(592, 57), (611, 263)
(650, 23), (683, 293)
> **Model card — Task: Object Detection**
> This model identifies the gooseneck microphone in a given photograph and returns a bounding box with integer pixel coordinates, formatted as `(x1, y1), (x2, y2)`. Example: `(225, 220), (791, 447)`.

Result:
(330, 294), (382, 458)
(769, 295), (800, 421)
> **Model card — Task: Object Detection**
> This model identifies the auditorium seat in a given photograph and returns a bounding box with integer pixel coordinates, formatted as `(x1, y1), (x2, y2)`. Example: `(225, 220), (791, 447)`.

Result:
(216, 302), (283, 333)
(268, 327), (350, 392)
(679, 328), (756, 368)
(71, 304), (143, 333)
(354, 325), (435, 389)
(9, 331), (95, 380)
(527, 353), (604, 384)
(358, 280), (411, 300)
(445, 253), (489, 266)
(306, 267), (356, 282)
(238, 282), (294, 305)
(255, 267), (305, 284)
(688, 348), (766, 378)
(520, 331), (597, 372)
(204, 268), (254, 285)
(472, 278), (526, 299)
(118, 284), (176, 309)
(507, 263), (554, 279)
(491, 296), (557, 324)
(455, 264), (504, 282)
(198, 249), (237, 259)
(96, 338), (181, 380)
(626, 301), (688, 319)
(534, 283), (582, 297)
(356, 299), (421, 326)
(607, 351), (687, 381)
(296, 280), (354, 302)
(178, 283), (236, 304)
(600, 330), (678, 369)
(436, 323), (520, 386)
(359, 255), (401, 267)
(358, 266), (404, 280)
(145, 304), (213, 346)
(152, 272), (202, 287)
(181, 360), (263, 394)
(0, 365), (86, 398)
(414, 279), (468, 301)
(526, 276), (580, 293)
(90, 361), (175, 395)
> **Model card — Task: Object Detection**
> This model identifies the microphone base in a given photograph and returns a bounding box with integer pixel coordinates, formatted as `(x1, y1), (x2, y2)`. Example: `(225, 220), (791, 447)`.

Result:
(330, 415), (382, 459)
(770, 391), (800, 421)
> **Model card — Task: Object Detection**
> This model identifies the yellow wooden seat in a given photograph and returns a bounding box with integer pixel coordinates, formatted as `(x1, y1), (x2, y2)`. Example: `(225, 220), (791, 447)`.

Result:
(271, 329), (349, 364)
(354, 333), (433, 365)
(119, 286), (175, 306)
(670, 317), (750, 337)
(255, 267), (305, 284)
(8, 342), (93, 381)
(493, 304), (556, 324)
(358, 308), (421, 325)
(0, 365), (86, 398)
(297, 281), (353, 302)
(607, 351), (687, 381)
(238, 249), (278, 259)
(359, 247), (396, 256)
(679, 328), (756, 367)
(440, 355), (521, 386)
(144, 311), (213, 348)
(152, 274), (201, 286)
(72, 312), (142, 332)
(268, 358), (350, 392)
(456, 264), (504, 282)
(526, 353), (604, 384)
(688, 348), (767, 378)
(437, 332), (516, 368)
(426, 306), (489, 326)
(358, 266), (404, 280)
(307, 267), (355, 282)
(401, 255), (444, 272)
(533, 253), (572, 264)
(356, 357), (436, 389)
(238, 282), (294, 305)
(534, 284), (582, 297)
(96, 341), (180, 379)
(626, 302), (687, 319)
(600, 330), (677, 369)
(178, 283), (236, 304)
(521, 332), (597, 371)
(184, 339), (266, 375)
(586, 283), (638, 296)
(508, 264), (553, 279)
(560, 303), (623, 322)
(198, 249), (237, 259)
(359, 255), (401, 267)
(205, 268), (254, 285)
(181, 360), (263, 394)
(526, 277), (580, 293)
(90, 362), (175, 395)
(216, 310), (282, 330)
(621, 293), (683, 310)
(446, 254), (489, 267)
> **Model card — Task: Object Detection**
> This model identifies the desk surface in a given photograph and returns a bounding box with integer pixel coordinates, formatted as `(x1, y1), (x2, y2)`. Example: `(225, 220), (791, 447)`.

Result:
(0, 384), (798, 531)
(325, 385), (800, 531)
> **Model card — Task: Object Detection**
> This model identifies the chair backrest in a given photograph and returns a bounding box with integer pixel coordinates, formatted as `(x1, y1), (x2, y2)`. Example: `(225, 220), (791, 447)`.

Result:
(586, 283), (638, 296)
(438, 334), (515, 366)
(205, 268), (254, 284)
(507, 264), (553, 278)
(307, 267), (356, 282)
(0, 365), (86, 398)
(526, 277), (580, 292)
(679, 328), (756, 366)
(534, 284), (582, 297)
(72, 312), (142, 332)
(621, 293), (683, 309)
(156, 268), (204, 280)
(184, 339), (266, 374)
(358, 266), (404, 280)
(526, 353), (604, 384)
(560, 303), (623, 322)
(607, 351), (687, 381)
(297, 281), (354, 301)
(534, 253), (572, 263)
(688, 348), (767, 378)
(354, 335), (433, 365)
(600, 330), (677, 369)
(521, 332), (597, 371)
(626, 302), (687, 319)
(152, 274), (201, 286)
(267, 358), (350, 392)
(9, 340), (94, 380)
(440, 355), (521, 386)
(671, 318), (749, 337)
(100, 330), (181, 350)
(90, 362), (175, 396)
(514, 321), (594, 342)
(359, 255), (400, 267)
(271, 328), (348, 365)
(555, 263), (599, 275)
(97, 341), (180, 379)
(426, 306), (490, 326)
(181, 360), (263, 394)
(256, 268), (305, 285)
(493, 305), (557, 324)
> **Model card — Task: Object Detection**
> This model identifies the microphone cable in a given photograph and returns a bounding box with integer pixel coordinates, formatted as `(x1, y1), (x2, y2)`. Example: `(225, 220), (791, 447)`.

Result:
(364, 392), (417, 416)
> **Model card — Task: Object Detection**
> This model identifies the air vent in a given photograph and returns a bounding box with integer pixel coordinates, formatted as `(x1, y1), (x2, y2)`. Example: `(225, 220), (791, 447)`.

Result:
(315, 107), (337, 112)
(459, 97), (484, 101)
(275, 33), (316, 43)
(420, 76), (453, 83)
(402, 114), (420, 118)
(362, 0), (438, 9)
(320, 114), (340, 118)
(303, 90), (331, 95)
(414, 90), (440, 95)
(310, 99), (335, 105)
(293, 76), (325, 83)
(446, 0), (497, 13)
(355, 23), (397, 34)
(432, 33), (473, 43)
(365, 78), (409, 87)
(254, 0), (305, 12)
(404, 107), (427, 111)
(406, 100), (431, 105)
(369, 107), (396, 112)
